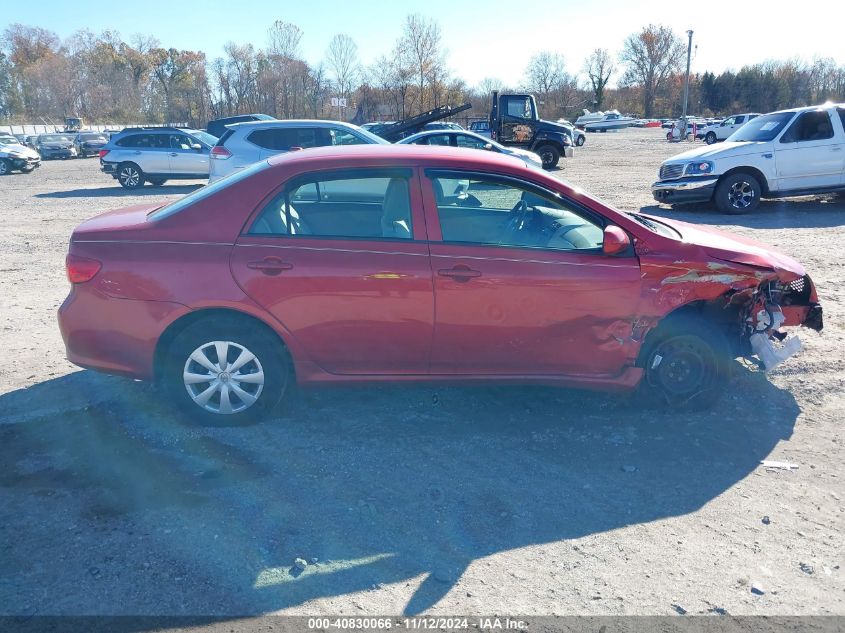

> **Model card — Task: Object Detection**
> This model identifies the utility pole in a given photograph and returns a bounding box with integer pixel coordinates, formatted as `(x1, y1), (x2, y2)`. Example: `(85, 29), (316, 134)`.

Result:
(681, 29), (693, 141)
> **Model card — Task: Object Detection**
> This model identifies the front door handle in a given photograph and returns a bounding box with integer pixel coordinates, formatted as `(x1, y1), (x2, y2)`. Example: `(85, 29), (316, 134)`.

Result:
(170, 152), (178, 156)
(247, 257), (293, 276)
(437, 265), (482, 282)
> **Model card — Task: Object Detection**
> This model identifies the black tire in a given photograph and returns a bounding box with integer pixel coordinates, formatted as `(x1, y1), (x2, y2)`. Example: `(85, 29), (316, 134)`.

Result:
(116, 162), (144, 189)
(575, 135), (585, 147)
(21, 166), (35, 174)
(705, 131), (717, 145)
(0, 159), (10, 176)
(161, 316), (291, 424)
(715, 172), (761, 214)
(638, 315), (731, 410)
(536, 144), (560, 169)
(147, 177), (167, 186)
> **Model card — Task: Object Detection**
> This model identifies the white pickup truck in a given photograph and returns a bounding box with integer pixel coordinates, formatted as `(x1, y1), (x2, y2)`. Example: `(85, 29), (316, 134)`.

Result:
(701, 113), (760, 144)
(652, 103), (845, 213)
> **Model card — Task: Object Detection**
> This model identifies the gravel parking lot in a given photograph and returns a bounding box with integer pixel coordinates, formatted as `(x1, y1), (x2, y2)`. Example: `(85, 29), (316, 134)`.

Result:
(1, 128), (843, 618)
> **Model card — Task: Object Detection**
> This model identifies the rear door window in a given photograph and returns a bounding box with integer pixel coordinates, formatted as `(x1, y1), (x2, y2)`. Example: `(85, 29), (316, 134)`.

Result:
(116, 134), (150, 148)
(249, 169), (413, 240)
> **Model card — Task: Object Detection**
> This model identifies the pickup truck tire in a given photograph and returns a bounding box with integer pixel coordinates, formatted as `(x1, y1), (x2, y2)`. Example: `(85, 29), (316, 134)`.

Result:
(536, 144), (559, 169)
(715, 172), (761, 214)
(705, 131), (717, 145)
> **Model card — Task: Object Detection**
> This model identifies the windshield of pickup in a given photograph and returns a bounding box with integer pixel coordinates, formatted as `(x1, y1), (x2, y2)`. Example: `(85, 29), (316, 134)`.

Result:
(727, 112), (795, 142)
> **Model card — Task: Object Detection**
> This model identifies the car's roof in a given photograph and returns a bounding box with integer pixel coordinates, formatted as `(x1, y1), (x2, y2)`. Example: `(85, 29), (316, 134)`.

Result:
(770, 103), (845, 115)
(266, 144), (531, 172)
(227, 119), (362, 131)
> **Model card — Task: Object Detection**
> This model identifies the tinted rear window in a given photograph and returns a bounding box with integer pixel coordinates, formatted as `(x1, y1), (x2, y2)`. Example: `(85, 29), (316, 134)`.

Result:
(247, 127), (323, 151)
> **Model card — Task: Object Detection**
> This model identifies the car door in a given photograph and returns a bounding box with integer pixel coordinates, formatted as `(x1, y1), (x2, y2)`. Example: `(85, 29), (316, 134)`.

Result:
(168, 133), (209, 176)
(837, 107), (845, 186)
(775, 109), (842, 190)
(422, 170), (642, 376)
(499, 95), (536, 146)
(230, 167), (434, 375)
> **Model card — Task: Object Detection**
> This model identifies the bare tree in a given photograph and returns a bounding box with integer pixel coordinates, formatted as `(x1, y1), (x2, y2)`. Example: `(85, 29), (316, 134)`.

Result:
(267, 21), (302, 59)
(619, 24), (685, 117)
(525, 52), (566, 94)
(325, 34), (359, 118)
(583, 48), (614, 110)
(401, 14), (443, 113)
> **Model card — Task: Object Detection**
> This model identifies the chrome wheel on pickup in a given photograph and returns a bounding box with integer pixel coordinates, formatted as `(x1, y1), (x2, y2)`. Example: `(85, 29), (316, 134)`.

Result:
(715, 172), (761, 214)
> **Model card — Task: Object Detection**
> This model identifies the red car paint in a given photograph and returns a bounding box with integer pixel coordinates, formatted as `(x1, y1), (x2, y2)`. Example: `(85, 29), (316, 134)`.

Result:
(58, 145), (821, 391)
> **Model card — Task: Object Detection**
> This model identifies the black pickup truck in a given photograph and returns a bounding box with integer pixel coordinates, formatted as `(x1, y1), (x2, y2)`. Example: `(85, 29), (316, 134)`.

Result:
(489, 91), (574, 169)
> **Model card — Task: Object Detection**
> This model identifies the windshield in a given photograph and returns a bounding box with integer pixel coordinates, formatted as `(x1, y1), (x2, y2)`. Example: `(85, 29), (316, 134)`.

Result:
(39, 134), (72, 143)
(0, 136), (18, 145)
(727, 112), (794, 142)
(344, 125), (390, 145)
(189, 130), (217, 147)
(149, 159), (271, 221)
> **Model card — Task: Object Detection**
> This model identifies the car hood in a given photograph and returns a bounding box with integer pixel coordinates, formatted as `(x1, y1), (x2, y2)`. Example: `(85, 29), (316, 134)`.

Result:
(644, 214), (805, 279)
(0, 143), (39, 158)
(664, 140), (772, 163)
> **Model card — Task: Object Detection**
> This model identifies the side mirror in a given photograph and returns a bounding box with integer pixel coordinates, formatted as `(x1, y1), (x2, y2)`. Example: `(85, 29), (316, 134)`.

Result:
(483, 143), (493, 150)
(602, 225), (631, 256)
(289, 146), (304, 152)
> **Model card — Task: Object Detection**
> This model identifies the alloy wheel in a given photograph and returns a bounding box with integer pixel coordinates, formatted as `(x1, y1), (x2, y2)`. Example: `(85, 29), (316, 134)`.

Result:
(119, 165), (140, 187)
(183, 340), (265, 415)
(728, 180), (755, 209)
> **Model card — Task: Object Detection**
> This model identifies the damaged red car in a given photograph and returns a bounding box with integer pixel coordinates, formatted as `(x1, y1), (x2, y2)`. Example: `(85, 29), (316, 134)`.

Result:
(58, 145), (822, 421)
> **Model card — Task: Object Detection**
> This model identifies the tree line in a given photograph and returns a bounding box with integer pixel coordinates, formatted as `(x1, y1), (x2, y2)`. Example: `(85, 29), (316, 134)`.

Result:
(1, 19), (843, 127)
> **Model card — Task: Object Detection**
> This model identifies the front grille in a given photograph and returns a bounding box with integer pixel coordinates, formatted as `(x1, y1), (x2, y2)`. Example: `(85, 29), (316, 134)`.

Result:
(659, 163), (684, 180)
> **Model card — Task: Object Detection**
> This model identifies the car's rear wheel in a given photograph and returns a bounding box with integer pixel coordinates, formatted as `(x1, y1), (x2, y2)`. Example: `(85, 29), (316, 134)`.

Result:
(0, 159), (9, 175)
(639, 315), (730, 409)
(715, 172), (761, 214)
(117, 162), (144, 189)
(536, 144), (560, 169)
(162, 316), (291, 424)
(705, 131), (717, 144)
(147, 177), (167, 186)
(576, 135), (585, 147)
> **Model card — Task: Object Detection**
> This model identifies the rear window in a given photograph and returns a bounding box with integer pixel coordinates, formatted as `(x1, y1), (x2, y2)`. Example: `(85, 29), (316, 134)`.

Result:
(216, 129), (235, 147)
(148, 160), (271, 221)
(247, 127), (323, 151)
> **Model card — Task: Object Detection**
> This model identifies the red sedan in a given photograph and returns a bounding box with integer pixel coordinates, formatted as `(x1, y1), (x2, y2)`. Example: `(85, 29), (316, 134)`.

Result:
(58, 145), (822, 421)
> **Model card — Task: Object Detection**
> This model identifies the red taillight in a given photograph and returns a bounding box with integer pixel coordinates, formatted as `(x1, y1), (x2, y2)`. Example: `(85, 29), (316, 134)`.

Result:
(98, 149), (109, 159)
(210, 146), (231, 159)
(66, 254), (102, 284)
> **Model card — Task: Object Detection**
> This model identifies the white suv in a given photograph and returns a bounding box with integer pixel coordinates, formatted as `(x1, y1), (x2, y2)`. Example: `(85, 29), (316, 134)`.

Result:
(209, 120), (388, 182)
(653, 103), (845, 213)
(701, 113), (761, 144)
(100, 127), (217, 189)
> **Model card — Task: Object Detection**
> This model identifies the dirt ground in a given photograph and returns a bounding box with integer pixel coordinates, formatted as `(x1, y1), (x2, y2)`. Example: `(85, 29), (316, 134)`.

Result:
(0, 128), (843, 619)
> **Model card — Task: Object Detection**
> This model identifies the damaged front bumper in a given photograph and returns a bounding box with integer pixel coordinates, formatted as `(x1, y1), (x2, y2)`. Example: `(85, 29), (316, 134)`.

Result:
(745, 275), (822, 371)
(652, 177), (718, 204)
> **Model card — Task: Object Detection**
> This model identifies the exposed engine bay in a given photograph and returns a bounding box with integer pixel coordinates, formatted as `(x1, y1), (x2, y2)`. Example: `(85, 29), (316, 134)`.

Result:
(742, 276), (823, 371)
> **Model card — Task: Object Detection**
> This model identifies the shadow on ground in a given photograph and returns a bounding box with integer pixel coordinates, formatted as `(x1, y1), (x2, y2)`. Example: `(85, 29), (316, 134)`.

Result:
(640, 193), (845, 229)
(0, 367), (799, 623)
(34, 184), (204, 199)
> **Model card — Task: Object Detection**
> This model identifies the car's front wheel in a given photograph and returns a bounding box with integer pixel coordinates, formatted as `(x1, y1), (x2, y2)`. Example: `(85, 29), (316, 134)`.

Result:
(0, 159), (10, 176)
(162, 316), (291, 424)
(536, 144), (560, 169)
(576, 135), (585, 147)
(639, 315), (730, 409)
(117, 162), (144, 189)
(715, 172), (761, 214)
(705, 131), (717, 144)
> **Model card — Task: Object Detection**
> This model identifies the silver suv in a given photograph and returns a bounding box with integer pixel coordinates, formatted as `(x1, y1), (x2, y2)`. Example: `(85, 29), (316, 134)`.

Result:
(100, 127), (217, 189)
(209, 120), (388, 183)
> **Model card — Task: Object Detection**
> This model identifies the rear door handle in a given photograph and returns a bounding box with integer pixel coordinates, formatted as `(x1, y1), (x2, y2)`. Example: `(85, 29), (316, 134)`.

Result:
(437, 265), (482, 282)
(247, 257), (293, 275)
(169, 152), (178, 156)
